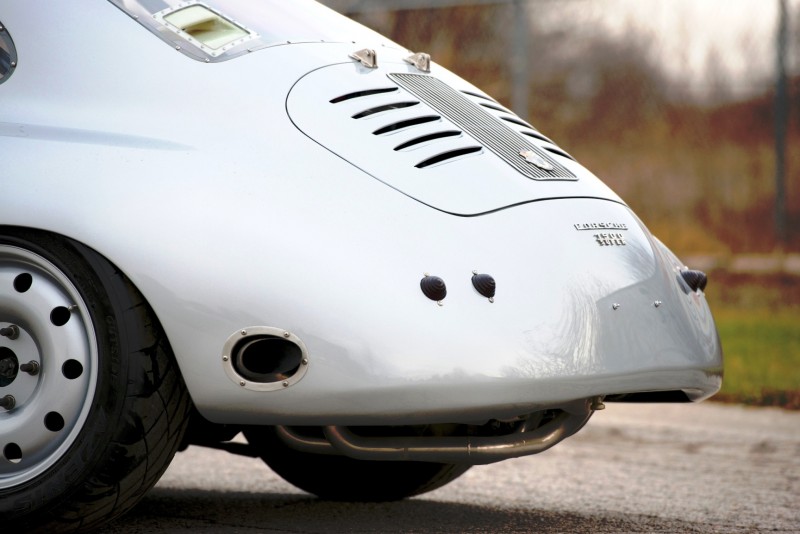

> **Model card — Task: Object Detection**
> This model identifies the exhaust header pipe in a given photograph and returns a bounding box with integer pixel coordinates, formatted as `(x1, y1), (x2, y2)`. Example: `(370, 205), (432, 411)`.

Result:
(222, 327), (309, 391)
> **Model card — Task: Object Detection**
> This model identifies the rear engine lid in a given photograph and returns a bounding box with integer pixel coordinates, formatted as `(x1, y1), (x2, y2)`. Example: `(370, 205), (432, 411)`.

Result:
(287, 62), (621, 215)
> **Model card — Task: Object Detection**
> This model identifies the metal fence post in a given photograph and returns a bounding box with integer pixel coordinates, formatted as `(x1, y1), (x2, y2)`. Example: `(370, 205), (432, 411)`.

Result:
(775, 0), (788, 247)
(511, 0), (530, 120)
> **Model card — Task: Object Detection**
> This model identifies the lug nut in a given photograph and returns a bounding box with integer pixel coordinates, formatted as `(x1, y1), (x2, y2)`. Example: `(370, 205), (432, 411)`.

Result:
(0, 395), (15, 410)
(20, 361), (40, 376)
(0, 325), (19, 340)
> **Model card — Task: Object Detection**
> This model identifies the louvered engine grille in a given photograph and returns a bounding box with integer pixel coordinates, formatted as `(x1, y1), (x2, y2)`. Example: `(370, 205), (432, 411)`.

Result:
(389, 73), (576, 180)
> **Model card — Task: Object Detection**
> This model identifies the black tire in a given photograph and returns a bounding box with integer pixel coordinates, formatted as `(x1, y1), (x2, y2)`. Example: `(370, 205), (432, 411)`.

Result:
(244, 427), (471, 501)
(0, 228), (191, 533)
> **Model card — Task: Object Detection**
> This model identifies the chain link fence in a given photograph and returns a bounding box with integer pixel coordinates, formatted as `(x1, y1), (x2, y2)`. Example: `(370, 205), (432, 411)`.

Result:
(321, 0), (800, 255)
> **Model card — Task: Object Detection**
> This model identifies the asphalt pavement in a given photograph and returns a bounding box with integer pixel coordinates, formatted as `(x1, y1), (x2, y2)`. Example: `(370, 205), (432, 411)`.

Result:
(100, 402), (800, 533)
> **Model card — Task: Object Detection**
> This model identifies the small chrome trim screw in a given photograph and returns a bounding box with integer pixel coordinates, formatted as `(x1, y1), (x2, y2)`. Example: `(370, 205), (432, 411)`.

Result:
(612, 303), (621, 310)
(654, 300), (663, 308)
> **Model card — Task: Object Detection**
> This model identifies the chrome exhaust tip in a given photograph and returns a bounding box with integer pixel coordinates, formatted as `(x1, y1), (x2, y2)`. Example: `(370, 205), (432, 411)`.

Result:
(222, 327), (309, 391)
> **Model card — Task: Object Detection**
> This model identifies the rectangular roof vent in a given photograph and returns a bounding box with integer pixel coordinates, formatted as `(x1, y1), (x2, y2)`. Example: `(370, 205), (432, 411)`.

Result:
(154, 1), (257, 57)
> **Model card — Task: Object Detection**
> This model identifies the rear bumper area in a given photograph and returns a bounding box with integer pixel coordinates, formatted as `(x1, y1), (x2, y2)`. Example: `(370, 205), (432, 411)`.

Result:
(163, 198), (721, 425)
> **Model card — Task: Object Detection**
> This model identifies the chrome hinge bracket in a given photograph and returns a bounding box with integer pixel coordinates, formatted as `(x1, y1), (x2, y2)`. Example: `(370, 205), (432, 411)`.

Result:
(404, 52), (431, 73)
(349, 48), (378, 68)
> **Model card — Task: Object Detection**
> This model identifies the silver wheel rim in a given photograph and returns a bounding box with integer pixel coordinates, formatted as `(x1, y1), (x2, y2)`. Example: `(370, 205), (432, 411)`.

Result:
(0, 245), (98, 488)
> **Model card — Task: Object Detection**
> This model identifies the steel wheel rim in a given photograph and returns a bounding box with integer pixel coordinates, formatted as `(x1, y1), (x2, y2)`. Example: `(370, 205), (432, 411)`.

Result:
(0, 245), (98, 488)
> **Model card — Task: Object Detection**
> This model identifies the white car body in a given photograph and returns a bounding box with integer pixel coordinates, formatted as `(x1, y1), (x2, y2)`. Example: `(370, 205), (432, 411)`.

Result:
(0, 1), (721, 530)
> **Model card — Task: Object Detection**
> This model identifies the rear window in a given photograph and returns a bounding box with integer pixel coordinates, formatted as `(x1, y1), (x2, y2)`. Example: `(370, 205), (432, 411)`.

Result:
(0, 20), (17, 84)
(108, 0), (393, 62)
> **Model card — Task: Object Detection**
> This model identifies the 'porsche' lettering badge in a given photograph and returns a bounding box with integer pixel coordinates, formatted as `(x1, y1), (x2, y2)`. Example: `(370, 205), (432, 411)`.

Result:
(573, 222), (628, 231)
(573, 223), (628, 246)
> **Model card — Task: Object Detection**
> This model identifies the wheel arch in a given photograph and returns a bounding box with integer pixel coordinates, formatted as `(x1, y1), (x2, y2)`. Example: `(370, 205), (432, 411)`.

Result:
(0, 223), (193, 530)
(0, 224), (194, 407)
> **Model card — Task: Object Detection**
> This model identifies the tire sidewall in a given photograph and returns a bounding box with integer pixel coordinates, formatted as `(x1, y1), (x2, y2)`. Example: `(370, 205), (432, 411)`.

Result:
(245, 426), (471, 501)
(0, 229), (126, 522)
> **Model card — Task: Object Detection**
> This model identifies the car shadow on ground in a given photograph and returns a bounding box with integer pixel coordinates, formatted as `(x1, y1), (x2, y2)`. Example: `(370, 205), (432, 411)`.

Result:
(99, 487), (699, 533)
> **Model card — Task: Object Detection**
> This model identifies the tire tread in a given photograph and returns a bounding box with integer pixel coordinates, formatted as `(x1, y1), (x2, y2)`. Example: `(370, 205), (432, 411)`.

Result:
(0, 229), (191, 533)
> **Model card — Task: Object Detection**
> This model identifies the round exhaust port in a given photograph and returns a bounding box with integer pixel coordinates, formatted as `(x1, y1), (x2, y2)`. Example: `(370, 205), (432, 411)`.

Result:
(222, 327), (309, 391)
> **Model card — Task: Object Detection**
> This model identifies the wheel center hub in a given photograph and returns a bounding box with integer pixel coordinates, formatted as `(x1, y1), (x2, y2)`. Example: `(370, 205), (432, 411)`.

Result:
(0, 347), (19, 386)
(1, 243), (97, 489)
(0, 323), (42, 409)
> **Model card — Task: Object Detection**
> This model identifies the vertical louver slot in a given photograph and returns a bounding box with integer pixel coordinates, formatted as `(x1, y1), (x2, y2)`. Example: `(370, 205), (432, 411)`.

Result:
(330, 87), (398, 103)
(500, 116), (534, 129)
(521, 130), (554, 144)
(373, 116), (441, 135)
(460, 90), (498, 103)
(479, 102), (509, 113)
(544, 147), (575, 161)
(394, 131), (462, 151)
(351, 101), (420, 119)
(415, 147), (482, 168)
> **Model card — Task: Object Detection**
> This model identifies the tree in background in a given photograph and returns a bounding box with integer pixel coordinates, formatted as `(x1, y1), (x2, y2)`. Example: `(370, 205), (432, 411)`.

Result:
(344, 2), (799, 254)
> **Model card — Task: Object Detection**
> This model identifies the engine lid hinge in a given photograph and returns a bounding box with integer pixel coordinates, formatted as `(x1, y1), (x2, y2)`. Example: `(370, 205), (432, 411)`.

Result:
(404, 52), (431, 73)
(349, 48), (378, 68)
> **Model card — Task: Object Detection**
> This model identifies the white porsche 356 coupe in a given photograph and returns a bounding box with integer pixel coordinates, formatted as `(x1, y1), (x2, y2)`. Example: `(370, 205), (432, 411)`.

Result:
(0, 1), (721, 531)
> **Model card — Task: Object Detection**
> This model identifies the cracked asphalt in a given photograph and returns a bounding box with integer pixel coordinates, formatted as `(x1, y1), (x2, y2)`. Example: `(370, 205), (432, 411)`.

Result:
(100, 402), (800, 533)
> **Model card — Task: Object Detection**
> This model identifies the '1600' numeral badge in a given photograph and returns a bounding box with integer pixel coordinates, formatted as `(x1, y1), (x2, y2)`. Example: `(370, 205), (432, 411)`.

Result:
(594, 233), (626, 246)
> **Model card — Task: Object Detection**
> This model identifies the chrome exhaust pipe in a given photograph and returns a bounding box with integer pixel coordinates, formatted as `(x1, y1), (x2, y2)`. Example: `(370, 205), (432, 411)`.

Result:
(273, 402), (595, 465)
(222, 327), (309, 391)
(234, 336), (302, 383)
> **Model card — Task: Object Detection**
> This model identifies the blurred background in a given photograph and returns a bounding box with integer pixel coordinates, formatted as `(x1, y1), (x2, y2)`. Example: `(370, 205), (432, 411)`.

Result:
(323, 0), (800, 406)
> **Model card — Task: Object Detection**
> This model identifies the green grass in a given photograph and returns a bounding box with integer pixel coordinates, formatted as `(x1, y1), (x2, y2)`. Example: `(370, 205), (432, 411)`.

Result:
(711, 306), (800, 409)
